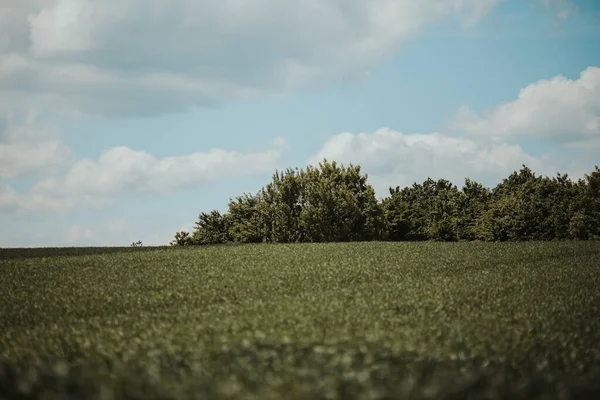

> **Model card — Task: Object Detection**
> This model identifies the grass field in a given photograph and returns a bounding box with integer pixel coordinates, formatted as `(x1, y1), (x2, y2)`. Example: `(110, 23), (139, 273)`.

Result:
(1, 241), (600, 399)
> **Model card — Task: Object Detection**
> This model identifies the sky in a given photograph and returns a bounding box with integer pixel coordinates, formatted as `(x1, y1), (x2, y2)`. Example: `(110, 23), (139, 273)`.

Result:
(1, 0), (599, 247)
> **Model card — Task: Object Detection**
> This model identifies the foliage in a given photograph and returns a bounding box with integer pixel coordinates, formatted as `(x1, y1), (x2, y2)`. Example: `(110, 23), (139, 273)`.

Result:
(226, 193), (267, 243)
(295, 161), (382, 242)
(457, 178), (491, 241)
(474, 167), (597, 241)
(173, 161), (600, 245)
(170, 231), (193, 246)
(179, 160), (382, 245)
(384, 178), (462, 241)
(2, 242), (600, 399)
(573, 166), (600, 240)
(192, 210), (232, 245)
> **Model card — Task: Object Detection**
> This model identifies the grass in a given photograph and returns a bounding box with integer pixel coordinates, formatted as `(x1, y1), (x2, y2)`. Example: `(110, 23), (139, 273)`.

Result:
(1, 241), (600, 399)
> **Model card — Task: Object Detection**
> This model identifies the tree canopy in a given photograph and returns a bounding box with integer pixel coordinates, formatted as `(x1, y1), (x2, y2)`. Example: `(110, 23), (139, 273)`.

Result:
(171, 162), (600, 245)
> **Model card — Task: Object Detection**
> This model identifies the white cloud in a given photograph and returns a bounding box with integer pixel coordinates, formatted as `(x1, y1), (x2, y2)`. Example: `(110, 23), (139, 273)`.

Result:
(0, 137), (287, 215)
(0, 0), (501, 117)
(37, 137), (287, 196)
(0, 182), (110, 216)
(0, 112), (72, 179)
(309, 127), (589, 194)
(451, 67), (600, 145)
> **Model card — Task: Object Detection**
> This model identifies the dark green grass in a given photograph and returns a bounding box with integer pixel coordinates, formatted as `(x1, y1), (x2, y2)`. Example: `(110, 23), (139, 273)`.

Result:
(1, 241), (600, 399)
(0, 246), (169, 261)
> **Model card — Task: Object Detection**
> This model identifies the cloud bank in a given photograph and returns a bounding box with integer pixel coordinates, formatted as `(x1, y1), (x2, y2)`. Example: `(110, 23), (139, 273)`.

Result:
(1, 0), (501, 117)
(0, 137), (287, 215)
(0, 112), (72, 179)
(309, 127), (549, 193)
(452, 67), (600, 146)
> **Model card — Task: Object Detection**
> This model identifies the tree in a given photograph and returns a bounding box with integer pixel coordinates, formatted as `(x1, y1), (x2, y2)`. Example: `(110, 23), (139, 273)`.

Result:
(297, 161), (382, 242)
(381, 188), (411, 241)
(227, 193), (268, 243)
(192, 210), (232, 245)
(570, 166), (600, 240)
(383, 178), (461, 241)
(478, 166), (582, 241)
(170, 231), (193, 246)
(259, 168), (304, 243)
(456, 178), (491, 241)
(177, 162), (600, 245)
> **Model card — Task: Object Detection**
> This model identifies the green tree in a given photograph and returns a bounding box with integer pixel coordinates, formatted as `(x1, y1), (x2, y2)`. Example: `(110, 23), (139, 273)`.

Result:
(192, 210), (232, 245)
(178, 162), (600, 245)
(259, 168), (304, 243)
(570, 166), (600, 240)
(381, 189), (411, 241)
(477, 166), (578, 241)
(227, 193), (266, 243)
(384, 178), (461, 241)
(170, 231), (193, 246)
(298, 161), (381, 242)
(457, 178), (491, 241)
(481, 166), (543, 241)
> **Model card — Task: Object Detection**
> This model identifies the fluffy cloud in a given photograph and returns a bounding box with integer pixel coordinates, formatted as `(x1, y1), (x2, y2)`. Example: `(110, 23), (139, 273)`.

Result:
(0, 137), (287, 215)
(309, 127), (590, 194)
(0, 112), (72, 179)
(452, 67), (600, 146)
(0, 0), (501, 117)
(0, 182), (109, 216)
(35, 137), (287, 196)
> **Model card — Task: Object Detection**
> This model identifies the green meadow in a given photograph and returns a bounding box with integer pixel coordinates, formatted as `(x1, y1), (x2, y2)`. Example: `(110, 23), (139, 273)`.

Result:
(1, 241), (600, 399)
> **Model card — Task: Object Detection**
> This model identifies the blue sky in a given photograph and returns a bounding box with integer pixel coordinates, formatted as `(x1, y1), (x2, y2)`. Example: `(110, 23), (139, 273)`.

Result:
(1, 0), (599, 247)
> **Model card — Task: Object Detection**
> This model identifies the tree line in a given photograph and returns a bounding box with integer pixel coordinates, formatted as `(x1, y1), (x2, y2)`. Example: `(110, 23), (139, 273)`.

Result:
(171, 160), (600, 245)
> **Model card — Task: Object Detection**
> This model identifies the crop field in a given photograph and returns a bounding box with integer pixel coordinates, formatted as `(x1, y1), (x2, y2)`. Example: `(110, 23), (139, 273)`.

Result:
(1, 241), (600, 399)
